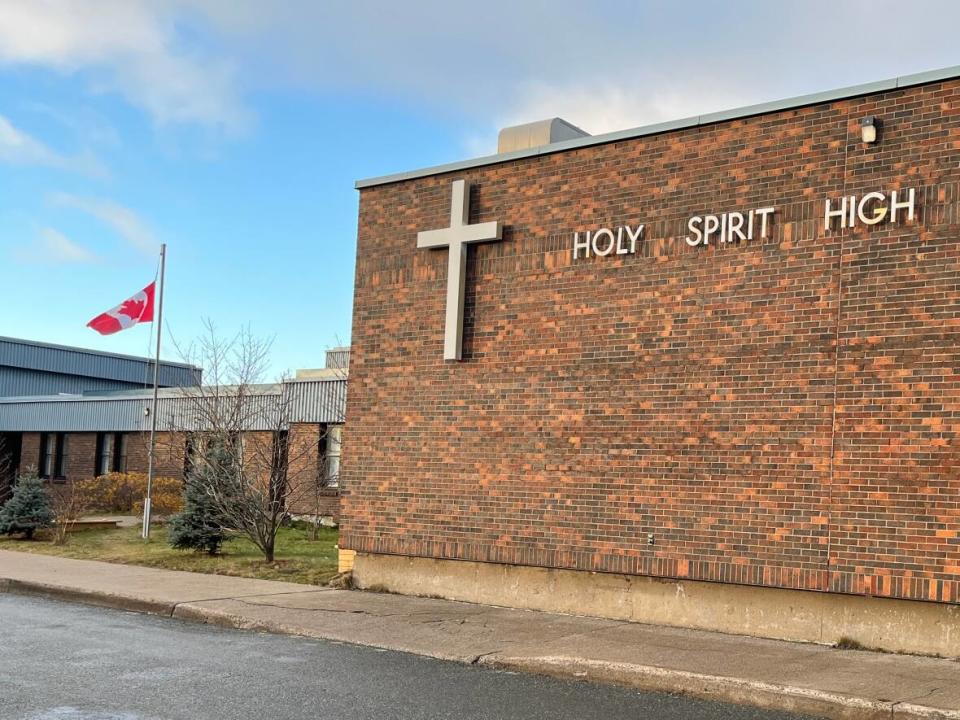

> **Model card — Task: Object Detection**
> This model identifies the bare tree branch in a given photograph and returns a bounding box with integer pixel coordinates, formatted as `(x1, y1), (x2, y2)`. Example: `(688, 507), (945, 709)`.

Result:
(166, 321), (344, 562)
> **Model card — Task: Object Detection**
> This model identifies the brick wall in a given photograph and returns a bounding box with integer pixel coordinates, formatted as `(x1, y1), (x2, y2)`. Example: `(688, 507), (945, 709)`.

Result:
(133, 432), (187, 480)
(342, 78), (960, 604)
(63, 433), (96, 481)
(18, 431), (186, 483)
(18, 433), (40, 476)
(286, 423), (340, 520)
(10, 426), (338, 518)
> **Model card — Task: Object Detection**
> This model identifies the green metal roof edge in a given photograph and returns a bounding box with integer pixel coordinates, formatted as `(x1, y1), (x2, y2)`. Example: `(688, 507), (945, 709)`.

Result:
(355, 64), (960, 189)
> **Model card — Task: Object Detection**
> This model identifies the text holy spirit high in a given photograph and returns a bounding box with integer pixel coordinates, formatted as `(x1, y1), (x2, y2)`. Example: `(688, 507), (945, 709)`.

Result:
(571, 187), (916, 260)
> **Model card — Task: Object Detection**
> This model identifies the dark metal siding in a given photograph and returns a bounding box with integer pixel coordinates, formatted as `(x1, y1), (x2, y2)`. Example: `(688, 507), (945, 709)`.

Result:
(0, 336), (200, 393)
(0, 367), (153, 398)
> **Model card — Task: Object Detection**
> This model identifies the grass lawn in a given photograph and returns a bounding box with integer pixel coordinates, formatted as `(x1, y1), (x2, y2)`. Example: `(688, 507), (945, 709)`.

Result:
(0, 523), (340, 586)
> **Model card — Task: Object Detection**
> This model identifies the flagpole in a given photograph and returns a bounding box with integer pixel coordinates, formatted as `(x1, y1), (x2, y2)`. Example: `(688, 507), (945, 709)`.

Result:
(142, 243), (166, 540)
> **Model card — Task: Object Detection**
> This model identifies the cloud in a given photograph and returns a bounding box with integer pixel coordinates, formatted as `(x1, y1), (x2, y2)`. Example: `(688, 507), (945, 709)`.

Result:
(462, 81), (749, 155)
(20, 101), (121, 150)
(0, 113), (106, 176)
(49, 193), (157, 255)
(5, 0), (960, 152)
(503, 83), (749, 137)
(0, 0), (249, 133)
(14, 227), (98, 264)
(185, 0), (960, 153)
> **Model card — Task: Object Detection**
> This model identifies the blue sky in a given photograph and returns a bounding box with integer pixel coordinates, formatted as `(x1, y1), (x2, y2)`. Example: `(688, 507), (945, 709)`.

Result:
(2, 0), (959, 377)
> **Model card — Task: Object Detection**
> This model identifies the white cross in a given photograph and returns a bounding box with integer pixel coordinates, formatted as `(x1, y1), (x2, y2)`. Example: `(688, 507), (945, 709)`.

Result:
(417, 180), (503, 361)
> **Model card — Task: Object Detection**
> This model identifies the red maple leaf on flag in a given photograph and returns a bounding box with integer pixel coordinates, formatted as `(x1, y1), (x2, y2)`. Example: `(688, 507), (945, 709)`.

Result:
(118, 296), (147, 321)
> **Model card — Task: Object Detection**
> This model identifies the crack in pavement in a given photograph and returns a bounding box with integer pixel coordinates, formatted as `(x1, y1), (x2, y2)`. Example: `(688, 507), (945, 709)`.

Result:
(213, 597), (497, 623)
(173, 589), (327, 604)
(470, 651), (501, 665)
(891, 685), (946, 704)
(223, 598), (379, 614)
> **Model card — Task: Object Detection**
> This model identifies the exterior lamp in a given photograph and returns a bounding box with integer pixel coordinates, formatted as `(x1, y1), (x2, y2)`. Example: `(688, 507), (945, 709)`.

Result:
(861, 116), (878, 144)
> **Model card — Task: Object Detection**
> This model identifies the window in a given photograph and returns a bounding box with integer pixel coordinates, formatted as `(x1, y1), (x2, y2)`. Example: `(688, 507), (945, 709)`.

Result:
(323, 425), (342, 488)
(96, 433), (113, 476)
(39, 433), (67, 481)
(39, 434), (53, 478)
(95, 433), (126, 476)
(118, 433), (128, 473)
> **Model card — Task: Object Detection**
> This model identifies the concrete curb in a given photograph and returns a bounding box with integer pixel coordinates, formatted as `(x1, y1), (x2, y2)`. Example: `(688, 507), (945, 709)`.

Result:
(480, 656), (960, 720)
(3, 578), (959, 720)
(168, 602), (484, 664)
(167, 597), (960, 720)
(172, 602), (305, 636)
(1, 578), (176, 617)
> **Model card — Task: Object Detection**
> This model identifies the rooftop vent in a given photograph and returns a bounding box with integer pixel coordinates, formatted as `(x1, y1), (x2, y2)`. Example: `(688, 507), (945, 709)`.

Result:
(324, 347), (350, 370)
(497, 118), (590, 154)
(293, 347), (350, 381)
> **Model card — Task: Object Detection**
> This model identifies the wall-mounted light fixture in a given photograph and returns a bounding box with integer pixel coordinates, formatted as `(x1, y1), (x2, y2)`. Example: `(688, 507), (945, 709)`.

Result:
(861, 116), (879, 144)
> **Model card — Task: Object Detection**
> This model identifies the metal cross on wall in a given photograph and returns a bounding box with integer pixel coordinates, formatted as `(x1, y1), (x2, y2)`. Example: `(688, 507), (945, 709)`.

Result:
(417, 180), (503, 361)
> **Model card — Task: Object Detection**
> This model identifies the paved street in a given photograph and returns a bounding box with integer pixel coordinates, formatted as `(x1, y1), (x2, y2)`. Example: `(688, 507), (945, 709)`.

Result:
(0, 595), (817, 720)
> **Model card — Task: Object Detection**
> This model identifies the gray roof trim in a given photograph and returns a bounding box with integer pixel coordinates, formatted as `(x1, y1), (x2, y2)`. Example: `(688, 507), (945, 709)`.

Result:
(0, 383), (282, 405)
(0, 336), (199, 371)
(0, 378), (347, 431)
(355, 65), (960, 189)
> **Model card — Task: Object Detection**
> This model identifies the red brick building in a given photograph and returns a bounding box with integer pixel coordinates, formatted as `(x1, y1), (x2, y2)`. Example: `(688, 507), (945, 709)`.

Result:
(0, 339), (346, 521)
(342, 67), (960, 655)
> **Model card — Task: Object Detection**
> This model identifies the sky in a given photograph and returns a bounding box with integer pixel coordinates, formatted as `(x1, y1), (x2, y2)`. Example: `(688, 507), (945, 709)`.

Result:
(1, 0), (959, 377)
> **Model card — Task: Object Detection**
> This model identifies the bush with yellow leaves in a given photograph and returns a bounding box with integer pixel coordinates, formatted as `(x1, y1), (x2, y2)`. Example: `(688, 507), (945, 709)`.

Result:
(84, 472), (184, 517)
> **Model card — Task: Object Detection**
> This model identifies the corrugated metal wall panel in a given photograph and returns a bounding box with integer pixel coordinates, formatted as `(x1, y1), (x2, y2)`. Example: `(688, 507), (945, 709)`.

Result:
(0, 337), (200, 390)
(285, 379), (347, 424)
(0, 384), (345, 432)
(0, 367), (152, 397)
(0, 397), (150, 432)
(159, 391), (287, 432)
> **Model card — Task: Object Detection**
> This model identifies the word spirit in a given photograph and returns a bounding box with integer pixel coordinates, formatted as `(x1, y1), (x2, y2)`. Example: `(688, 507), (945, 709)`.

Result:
(686, 207), (775, 247)
(573, 224), (644, 260)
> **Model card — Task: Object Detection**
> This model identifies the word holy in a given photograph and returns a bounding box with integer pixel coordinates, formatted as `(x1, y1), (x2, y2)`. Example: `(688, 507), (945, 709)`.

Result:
(686, 207), (775, 247)
(824, 188), (915, 230)
(573, 224), (645, 260)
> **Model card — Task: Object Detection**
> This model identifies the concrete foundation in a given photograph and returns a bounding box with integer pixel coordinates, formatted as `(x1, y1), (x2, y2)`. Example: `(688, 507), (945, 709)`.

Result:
(352, 553), (960, 658)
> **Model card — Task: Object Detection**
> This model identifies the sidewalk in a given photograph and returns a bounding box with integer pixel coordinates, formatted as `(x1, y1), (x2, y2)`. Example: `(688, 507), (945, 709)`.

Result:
(1, 550), (958, 720)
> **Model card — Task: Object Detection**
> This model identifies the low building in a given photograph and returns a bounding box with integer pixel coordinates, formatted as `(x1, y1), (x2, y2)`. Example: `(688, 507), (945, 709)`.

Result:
(0, 338), (347, 521)
(0, 336), (201, 497)
(0, 335), (201, 398)
(343, 66), (960, 655)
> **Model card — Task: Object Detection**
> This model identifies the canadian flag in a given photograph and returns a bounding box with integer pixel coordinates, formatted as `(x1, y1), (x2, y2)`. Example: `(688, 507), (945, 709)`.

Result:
(87, 282), (156, 336)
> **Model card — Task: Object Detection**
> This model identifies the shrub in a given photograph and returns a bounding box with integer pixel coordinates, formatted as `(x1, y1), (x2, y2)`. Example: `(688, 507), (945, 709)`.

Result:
(83, 472), (184, 516)
(168, 444), (234, 555)
(168, 476), (229, 556)
(132, 477), (183, 517)
(0, 474), (54, 539)
(47, 478), (101, 545)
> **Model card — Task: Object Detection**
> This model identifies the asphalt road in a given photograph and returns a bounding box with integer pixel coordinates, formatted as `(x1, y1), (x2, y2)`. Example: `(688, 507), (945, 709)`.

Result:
(0, 594), (820, 720)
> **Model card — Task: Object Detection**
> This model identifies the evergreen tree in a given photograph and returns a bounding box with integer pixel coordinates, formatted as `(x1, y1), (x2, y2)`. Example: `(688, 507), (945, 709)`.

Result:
(168, 449), (230, 555)
(0, 474), (54, 540)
